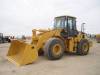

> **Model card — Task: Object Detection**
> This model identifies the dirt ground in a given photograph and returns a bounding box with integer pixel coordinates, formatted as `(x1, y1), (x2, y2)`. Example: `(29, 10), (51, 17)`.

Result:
(0, 41), (100, 75)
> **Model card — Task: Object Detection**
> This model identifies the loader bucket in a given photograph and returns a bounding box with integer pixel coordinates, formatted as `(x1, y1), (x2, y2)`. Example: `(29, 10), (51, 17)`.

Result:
(7, 40), (38, 66)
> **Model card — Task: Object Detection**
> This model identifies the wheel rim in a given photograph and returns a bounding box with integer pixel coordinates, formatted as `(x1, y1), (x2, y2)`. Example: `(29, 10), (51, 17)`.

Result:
(52, 44), (62, 55)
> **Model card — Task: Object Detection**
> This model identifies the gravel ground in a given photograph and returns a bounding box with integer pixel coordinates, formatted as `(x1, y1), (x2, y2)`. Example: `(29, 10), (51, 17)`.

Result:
(0, 41), (100, 75)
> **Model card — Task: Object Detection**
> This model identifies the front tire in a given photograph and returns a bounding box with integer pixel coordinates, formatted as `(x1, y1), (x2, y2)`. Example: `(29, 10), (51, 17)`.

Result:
(44, 38), (65, 60)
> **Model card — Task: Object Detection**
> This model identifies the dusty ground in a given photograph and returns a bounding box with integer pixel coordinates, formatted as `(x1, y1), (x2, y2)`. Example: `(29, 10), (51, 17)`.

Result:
(0, 42), (100, 75)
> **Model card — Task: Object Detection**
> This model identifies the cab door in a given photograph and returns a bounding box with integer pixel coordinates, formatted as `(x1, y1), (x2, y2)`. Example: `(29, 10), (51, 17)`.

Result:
(67, 17), (78, 37)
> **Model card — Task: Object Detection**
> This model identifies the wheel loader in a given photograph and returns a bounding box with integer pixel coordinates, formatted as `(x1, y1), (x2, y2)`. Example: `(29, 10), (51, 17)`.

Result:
(7, 15), (92, 66)
(96, 34), (100, 43)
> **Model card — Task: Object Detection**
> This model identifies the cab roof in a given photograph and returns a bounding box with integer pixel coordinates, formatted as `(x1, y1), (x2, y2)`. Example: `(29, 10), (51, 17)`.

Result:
(55, 15), (76, 19)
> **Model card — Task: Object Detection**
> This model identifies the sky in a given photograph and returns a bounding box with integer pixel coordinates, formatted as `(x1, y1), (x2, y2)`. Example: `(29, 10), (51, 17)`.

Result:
(0, 0), (100, 36)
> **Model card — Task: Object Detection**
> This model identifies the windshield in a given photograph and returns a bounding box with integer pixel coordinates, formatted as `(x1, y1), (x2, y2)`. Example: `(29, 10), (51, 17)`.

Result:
(54, 18), (65, 29)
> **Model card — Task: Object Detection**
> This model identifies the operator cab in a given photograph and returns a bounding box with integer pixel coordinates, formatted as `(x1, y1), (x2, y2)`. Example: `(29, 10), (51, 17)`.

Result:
(54, 16), (78, 37)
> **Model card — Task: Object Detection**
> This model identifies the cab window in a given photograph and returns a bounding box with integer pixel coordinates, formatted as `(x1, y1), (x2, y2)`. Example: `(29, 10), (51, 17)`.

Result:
(68, 18), (73, 30)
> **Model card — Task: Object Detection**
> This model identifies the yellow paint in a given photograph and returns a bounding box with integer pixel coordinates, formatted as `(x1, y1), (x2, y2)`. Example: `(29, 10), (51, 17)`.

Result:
(96, 34), (100, 43)
(52, 44), (62, 55)
(7, 40), (38, 66)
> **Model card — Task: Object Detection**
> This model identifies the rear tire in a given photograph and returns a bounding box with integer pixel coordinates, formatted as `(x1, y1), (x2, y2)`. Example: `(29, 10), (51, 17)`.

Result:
(44, 38), (65, 60)
(77, 39), (89, 55)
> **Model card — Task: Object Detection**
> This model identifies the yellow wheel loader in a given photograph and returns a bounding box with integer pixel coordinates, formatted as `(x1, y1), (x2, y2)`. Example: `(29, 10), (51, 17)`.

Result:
(7, 16), (92, 66)
(96, 34), (100, 43)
